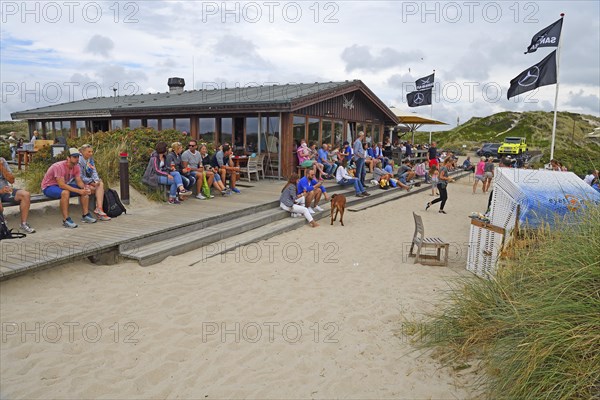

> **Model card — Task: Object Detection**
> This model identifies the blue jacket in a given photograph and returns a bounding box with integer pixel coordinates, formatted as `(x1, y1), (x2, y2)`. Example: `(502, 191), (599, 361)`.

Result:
(297, 176), (327, 194)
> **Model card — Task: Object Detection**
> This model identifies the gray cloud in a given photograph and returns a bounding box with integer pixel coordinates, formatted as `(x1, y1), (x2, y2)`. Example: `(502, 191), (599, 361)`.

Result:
(387, 73), (417, 89)
(212, 34), (270, 68)
(84, 35), (114, 57)
(341, 45), (424, 73)
(565, 90), (600, 113)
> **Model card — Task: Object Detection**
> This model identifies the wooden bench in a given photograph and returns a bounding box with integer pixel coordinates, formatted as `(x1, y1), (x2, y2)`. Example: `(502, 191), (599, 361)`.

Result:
(2, 194), (55, 208)
(409, 212), (449, 266)
(2, 193), (96, 209)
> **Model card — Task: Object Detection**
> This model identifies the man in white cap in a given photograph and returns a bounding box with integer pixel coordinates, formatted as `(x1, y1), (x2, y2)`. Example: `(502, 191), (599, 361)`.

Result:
(41, 148), (97, 228)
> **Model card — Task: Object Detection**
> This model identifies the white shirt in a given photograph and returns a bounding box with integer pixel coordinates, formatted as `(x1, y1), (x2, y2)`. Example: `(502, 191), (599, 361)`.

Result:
(584, 174), (595, 185)
(336, 166), (353, 181)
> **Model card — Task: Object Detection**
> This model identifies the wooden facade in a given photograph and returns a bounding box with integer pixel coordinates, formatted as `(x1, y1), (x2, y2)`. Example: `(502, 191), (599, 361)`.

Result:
(13, 81), (399, 178)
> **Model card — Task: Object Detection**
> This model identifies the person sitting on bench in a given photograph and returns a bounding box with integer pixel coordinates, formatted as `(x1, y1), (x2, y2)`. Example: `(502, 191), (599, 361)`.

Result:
(210, 144), (241, 194)
(0, 157), (35, 233)
(78, 144), (111, 221)
(41, 148), (97, 228)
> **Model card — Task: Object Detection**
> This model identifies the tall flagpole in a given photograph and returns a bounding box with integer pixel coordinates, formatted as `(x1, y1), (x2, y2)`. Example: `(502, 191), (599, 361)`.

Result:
(549, 13), (564, 161)
(429, 69), (435, 144)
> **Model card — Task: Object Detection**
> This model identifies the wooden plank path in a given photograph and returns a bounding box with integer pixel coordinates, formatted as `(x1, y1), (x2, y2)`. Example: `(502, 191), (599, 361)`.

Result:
(0, 180), (285, 280)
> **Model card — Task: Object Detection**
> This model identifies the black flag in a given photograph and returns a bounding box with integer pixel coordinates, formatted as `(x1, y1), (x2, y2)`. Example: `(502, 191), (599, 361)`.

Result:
(507, 50), (557, 99)
(407, 88), (432, 107)
(525, 17), (563, 54)
(415, 73), (434, 90)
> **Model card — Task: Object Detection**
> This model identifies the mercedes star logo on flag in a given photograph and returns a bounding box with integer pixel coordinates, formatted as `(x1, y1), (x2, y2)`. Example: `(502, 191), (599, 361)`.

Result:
(414, 92), (425, 104)
(407, 88), (432, 107)
(518, 67), (541, 87)
(507, 50), (557, 99)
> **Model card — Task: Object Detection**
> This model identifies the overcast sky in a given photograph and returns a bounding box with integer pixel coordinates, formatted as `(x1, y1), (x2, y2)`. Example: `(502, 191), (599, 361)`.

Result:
(1, 1), (599, 130)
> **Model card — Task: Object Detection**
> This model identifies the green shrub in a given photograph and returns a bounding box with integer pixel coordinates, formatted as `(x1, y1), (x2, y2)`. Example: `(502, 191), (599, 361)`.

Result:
(21, 128), (214, 195)
(411, 205), (600, 399)
(0, 143), (10, 160)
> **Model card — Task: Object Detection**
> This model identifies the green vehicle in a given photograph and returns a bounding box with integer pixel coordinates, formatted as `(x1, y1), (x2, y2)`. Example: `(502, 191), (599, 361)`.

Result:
(498, 137), (528, 156)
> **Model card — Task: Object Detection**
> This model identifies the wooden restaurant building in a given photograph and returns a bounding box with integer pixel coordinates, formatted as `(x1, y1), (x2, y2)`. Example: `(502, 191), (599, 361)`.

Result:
(11, 79), (399, 177)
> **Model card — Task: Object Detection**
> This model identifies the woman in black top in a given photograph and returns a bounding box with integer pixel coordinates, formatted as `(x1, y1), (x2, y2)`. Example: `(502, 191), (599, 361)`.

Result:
(382, 138), (393, 159)
(426, 157), (453, 214)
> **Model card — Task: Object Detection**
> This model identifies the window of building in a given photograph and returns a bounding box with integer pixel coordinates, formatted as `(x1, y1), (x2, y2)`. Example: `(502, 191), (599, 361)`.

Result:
(129, 119), (142, 129)
(147, 119), (159, 130)
(43, 122), (54, 139)
(308, 117), (319, 145)
(161, 118), (174, 130)
(374, 125), (380, 145)
(322, 120), (332, 146)
(365, 124), (372, 144)
(261, 116), (280, 177)
(356, 123), (364, 136)
(175, 118), (190, 133)
(199, 118), (216, 144)
(59, 121), (71, 137)
(111, 119), (123, 130)
(246, 117), (258, 153)
(293, 116), (306, 147)
(334, 121), (343, 146)
(76, 121), (88, 137)
(221, 118), (232, 146)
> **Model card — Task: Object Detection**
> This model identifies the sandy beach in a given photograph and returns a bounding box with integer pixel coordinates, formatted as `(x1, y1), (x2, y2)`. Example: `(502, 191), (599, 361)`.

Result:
(1, 177), (487, 399)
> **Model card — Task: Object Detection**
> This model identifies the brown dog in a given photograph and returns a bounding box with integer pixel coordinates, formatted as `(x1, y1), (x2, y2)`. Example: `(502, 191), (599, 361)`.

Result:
(330, 194), (346, 226)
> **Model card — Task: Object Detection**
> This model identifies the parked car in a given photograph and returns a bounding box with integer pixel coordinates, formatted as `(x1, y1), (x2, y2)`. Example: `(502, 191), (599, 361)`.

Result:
(498, 137), (528, 156)
(476, 143), (501, 158)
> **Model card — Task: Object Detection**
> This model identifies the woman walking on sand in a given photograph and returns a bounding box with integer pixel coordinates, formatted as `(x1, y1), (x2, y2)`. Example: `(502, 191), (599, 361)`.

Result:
(473, 156), (486, 194)
(426, 158), (453, 214)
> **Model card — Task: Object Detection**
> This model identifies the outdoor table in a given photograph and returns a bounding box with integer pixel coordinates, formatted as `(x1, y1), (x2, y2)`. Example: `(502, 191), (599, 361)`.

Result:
(232, 155), (248, 168)
(17, 149), (37, 170)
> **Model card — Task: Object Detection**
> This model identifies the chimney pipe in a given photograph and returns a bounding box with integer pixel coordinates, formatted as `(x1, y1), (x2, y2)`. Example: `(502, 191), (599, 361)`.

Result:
(167, 77), (185, 94)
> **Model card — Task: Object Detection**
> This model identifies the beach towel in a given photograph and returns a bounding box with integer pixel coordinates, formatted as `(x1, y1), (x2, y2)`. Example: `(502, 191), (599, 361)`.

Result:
(202, 173), (211, 199)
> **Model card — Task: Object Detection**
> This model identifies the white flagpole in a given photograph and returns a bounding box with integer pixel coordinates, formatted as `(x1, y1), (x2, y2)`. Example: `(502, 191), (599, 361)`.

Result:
(549, 14), (564, 161)
(429, 69), (435, 144)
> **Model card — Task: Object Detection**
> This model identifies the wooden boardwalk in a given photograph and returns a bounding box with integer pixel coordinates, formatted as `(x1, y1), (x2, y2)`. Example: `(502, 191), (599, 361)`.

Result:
(1, 171), (471, 279)
(0, 180), (285, 280)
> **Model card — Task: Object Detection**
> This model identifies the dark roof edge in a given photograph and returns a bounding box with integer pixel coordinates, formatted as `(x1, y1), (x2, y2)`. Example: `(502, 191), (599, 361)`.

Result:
(11, 102), (292, 120)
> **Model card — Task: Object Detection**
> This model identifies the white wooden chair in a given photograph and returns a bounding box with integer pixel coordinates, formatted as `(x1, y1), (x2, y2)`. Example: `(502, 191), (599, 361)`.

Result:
(241, 156), (260, 182)
(256, 153), (266, 179)
(409, 212), (449, 266)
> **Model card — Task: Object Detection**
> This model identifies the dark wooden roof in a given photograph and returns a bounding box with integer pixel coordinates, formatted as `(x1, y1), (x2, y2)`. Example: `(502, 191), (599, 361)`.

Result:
(11, 80), (399, 125)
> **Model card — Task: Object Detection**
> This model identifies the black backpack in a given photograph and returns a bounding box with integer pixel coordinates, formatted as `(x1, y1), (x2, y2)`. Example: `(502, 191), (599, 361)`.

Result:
(0, 213), (26, 241)
(103, 188), (127, 218)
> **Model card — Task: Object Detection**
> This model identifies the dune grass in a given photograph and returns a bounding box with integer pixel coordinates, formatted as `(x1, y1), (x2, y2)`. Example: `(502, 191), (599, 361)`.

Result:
(19, 128), (212, 196)
(412, 205), (600, 399)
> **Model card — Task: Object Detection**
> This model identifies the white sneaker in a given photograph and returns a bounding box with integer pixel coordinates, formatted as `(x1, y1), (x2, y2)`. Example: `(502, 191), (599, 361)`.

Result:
(291, 212), (300, 218)
(314, 205), (324, 212)
(308, 207), (316, 215)
(19, 222), (36, 234)
(196, 193), (206, 200)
